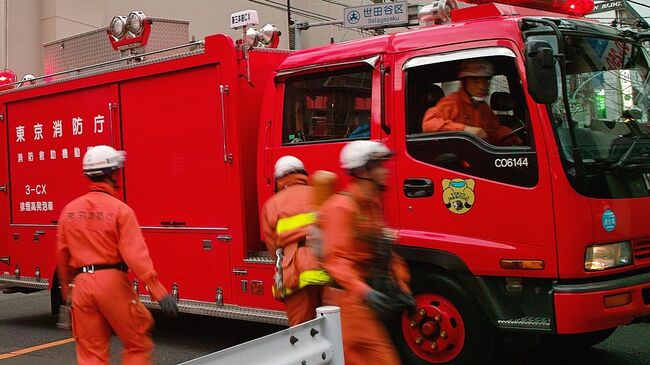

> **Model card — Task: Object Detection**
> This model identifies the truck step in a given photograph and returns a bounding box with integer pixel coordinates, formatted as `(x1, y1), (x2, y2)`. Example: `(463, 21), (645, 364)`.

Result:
(497, 316), (551, 330)
(0, 274), (49, 290)
(139, 295), (288, 325)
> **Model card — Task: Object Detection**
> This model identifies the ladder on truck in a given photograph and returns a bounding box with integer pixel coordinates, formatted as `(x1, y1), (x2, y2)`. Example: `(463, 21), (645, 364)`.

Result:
(180, 306), (344, 365)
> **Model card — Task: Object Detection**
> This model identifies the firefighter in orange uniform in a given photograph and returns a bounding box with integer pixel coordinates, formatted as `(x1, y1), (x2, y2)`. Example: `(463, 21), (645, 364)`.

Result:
(320, 141), (415, 365)
(261, 156), (329, 325)
(56, 145), (178, 365)
(422, 59), (523, 146)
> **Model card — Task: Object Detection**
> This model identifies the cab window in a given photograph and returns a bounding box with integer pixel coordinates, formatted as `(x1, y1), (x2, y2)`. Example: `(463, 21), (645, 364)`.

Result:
(405, 52), (538, 187)
(282, 66), (372, 144)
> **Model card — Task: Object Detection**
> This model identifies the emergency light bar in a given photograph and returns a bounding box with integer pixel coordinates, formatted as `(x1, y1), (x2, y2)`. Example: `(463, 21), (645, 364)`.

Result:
(0, 69), (17, 91)
(463, 0), (595, 16)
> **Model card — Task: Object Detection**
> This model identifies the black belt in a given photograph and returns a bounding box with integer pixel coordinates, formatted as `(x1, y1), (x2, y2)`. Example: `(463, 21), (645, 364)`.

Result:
(74, 262), (128, 277)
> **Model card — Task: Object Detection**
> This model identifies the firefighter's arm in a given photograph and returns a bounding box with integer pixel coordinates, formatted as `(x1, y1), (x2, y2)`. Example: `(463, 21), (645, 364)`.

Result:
(422, 98), (466, 133)
(117, 207), (168, 301)
(482, 108), (523, 146)
(260, 203), (278, 251)
(55, 217), (74, 301)
(322, 203), (372, 300)
(390, 253), (411, 294)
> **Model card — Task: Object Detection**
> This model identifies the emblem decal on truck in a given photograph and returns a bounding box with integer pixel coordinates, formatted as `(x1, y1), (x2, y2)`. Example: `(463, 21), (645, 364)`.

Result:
(442, 178), (475, 214)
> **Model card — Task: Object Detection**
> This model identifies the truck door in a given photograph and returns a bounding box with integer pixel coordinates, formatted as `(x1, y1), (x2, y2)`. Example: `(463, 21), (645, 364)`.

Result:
(393, 44), (557, 274)
(119, 65), (231, 303)
(5, 84), (119, 286)
(267, 57), (381, 186)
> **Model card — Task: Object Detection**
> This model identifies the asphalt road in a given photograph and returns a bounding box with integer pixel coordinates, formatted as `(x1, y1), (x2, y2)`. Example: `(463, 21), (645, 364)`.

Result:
(1, 290), (649, 364)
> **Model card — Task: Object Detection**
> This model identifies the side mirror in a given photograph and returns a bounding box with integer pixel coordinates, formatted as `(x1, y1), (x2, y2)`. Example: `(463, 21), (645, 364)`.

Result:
(525, 40), (558, 104)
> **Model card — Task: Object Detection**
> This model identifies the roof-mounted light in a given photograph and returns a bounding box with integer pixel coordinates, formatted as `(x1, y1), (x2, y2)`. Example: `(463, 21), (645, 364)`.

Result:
(127, 11), (147, 36)
(244, 28), (260, 48)
(462, 0), (594, 16)
(18, 74), (36, 87)
(0, 69), (17, 91)
(109, 15), (128, 40)
(419, 0), (458, 25)
(107, 11), (152, 52)
(259, 24), (281, 48)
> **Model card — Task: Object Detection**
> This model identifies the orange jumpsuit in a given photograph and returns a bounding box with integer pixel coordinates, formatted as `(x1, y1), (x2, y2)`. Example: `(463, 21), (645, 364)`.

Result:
(261, 173), (322, 326)
(56, 182), (169, 365)
(320, 181), (410, 365)
(422, 89), (522, 145)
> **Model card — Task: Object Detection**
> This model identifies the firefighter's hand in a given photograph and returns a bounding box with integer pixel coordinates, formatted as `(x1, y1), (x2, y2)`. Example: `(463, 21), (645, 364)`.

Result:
(464, 125), (488, 140)
(159, 295), (178, 318)
(365, 289), (405, 319)
(396, 291), (417, 314)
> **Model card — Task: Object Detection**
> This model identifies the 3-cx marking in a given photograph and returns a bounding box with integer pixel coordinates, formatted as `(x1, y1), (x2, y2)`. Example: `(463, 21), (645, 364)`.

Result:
(25, 184), (47, 195)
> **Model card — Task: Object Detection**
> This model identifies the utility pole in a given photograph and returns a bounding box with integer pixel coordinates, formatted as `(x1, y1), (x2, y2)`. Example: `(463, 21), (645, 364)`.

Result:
(287, 0), (295, 50)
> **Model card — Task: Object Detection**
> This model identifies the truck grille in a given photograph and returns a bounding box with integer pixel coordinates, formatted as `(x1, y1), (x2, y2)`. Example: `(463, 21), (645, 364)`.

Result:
(633, 238), (650, 264)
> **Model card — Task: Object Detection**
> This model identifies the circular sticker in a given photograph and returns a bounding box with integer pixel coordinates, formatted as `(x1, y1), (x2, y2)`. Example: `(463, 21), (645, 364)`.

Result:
(601, 209), (616, 232)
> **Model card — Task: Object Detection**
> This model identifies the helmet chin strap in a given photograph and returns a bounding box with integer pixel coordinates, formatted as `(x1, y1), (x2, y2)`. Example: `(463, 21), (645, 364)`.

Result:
(355, 175), (386, 193)
(471, 96), (487, 104)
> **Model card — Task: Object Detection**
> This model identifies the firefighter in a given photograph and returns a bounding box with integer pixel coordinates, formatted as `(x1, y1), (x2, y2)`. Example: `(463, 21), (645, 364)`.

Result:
(320, 141), (414, 365)
(56, 145), (178, 365)
(261, 156), (329, 325)
(421, 58), (523, 145)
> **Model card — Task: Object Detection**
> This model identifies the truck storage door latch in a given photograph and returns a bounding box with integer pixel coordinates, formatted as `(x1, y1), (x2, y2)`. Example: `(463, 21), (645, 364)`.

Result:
(160, 221), (186, 226)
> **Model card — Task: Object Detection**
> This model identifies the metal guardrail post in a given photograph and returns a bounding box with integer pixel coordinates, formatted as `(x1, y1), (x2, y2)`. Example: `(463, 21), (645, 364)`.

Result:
(180, 306), (344, 365)
(316, 306), (344, 365)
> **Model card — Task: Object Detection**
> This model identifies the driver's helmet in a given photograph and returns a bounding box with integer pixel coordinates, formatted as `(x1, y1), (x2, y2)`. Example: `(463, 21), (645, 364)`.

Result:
(458, 59), (494, 78)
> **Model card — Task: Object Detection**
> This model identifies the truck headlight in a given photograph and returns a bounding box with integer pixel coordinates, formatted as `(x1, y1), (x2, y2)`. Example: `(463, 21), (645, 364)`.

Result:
(585, 241), (632, 271)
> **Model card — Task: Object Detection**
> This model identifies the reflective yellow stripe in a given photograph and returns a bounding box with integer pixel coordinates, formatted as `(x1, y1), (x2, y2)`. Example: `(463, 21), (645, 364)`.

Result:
(298, 269), (331, 289)
(273, 270), (331, 299)
(276, 212), (316, 234)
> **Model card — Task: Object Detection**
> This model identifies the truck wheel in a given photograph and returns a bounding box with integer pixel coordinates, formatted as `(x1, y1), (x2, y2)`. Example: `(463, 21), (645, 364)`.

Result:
(394, 272), (497, 365)
(540, 328), (616, 351)
(50, 272), (63, 315)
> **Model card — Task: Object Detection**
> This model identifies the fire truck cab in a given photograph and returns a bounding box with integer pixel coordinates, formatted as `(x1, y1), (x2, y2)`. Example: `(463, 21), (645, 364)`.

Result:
(0, 1), (648, 364)
(260, 0), (650, 363)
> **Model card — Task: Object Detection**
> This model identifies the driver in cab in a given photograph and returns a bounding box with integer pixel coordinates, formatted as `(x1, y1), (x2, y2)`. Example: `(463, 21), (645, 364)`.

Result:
(421, 59), (523, 146)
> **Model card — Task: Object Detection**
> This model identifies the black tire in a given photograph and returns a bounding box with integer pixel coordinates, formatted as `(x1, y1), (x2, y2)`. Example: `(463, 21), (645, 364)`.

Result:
(540, 328), (616, 351)
(50, 271), (63, 315)
(392, 271), (498, 365)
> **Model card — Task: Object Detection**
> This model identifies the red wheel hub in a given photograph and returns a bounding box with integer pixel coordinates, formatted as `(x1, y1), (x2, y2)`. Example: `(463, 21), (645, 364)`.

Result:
(401, 293), (466, 363)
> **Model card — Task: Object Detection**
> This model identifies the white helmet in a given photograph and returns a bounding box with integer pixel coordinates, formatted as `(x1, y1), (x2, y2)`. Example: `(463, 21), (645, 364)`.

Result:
(458, 59), (494, 78)
(82, 145), (126, 177)
(274, 155), (306, 179)
(340, 141), (393, 171)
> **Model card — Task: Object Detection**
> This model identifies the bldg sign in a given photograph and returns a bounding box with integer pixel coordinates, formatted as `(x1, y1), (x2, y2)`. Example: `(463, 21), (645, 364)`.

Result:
(591, 0), (627, 14)
(343, 1), (408, 29)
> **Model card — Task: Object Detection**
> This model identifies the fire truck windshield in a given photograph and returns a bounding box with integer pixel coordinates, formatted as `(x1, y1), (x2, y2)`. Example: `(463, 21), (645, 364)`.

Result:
(539, 33), (650, 198)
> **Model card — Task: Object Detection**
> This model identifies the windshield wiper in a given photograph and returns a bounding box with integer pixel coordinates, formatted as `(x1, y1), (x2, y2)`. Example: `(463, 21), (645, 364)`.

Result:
(610, 134), (650, 172)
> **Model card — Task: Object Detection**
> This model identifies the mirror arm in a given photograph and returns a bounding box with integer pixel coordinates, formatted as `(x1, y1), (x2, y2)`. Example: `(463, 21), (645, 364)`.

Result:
(523, 17), (585, 184)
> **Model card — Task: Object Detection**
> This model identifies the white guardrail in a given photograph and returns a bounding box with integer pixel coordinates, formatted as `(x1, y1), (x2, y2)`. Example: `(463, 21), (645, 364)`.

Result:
(180, 306), (345, 365)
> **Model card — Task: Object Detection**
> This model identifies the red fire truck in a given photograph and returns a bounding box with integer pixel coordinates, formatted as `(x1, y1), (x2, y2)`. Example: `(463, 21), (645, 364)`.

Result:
(1, 1), (650, 364)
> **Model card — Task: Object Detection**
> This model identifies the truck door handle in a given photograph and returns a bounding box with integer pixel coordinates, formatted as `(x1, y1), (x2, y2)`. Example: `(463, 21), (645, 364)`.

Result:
(160, 221), (186, 226)
(403, 178), (433, 198)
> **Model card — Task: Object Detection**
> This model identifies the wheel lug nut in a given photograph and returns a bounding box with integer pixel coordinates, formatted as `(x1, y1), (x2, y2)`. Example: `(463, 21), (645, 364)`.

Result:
(418, 308), (426, 316)
(410, 321), (417, 328)
(430, 342), (438, 350)
(440, 330), (448, 339)
(433, 314), (441, 322)
(415, 337), (423, 345)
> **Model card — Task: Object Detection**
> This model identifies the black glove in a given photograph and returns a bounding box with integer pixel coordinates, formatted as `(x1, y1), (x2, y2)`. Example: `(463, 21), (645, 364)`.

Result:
(159, 295), (178, 318)
(396, 291), (417, 315)
(366, 289), (407, 320)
